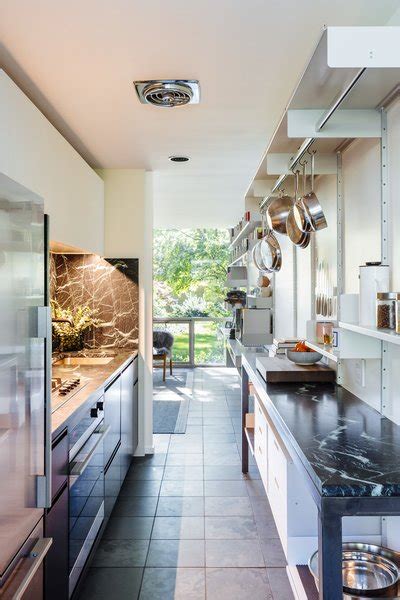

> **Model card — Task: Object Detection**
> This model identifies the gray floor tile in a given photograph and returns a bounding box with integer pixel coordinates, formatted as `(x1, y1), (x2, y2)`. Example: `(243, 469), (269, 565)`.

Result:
(185, 425), (203, 434)
(204, 480), (248, 497)
(203, 424), (234, 433)
(205, 496), (252, 516)
(267, 567), (295, 599)
(260, 538), (287, 567)
(206, 539), (265, 567)
(93, 539), (149, 567)
(203, 454), (241, 466)
(205, 516), (258, 539)
(120, 479), (161, 497)
(206, 567), (272, 600)
(152, 516), (204, 539)
(147, 539), (205, 567)
(103, 516), (154, 540)
(166, 453), (203, 466)
(127, 465), (164, 480)
(112, 496), (158, 517)
(250, 496), (275, 516)
(170, 433), (203, 442)
(254, 511), (280, 539)
(203, 443), (238, 453)
(140, 568), (205, 600)
(163, 466), (204, 480)
(78, 567), (143, 600)
(246, 479), (267, 497)
(168, 443), (204, 454)
(134, 454), (167, 466)
(187, 417), (203, 425)
(157, 497), (205, 517)
(160, 480), (204, 497)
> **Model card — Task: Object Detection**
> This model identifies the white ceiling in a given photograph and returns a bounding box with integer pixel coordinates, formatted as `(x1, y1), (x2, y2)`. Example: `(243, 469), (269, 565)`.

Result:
(0, 0), (398, 228)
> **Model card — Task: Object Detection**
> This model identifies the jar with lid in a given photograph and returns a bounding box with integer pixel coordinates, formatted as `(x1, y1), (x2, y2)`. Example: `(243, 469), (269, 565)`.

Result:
(376, 293), (396, 330)
(395, 295), (400, 334)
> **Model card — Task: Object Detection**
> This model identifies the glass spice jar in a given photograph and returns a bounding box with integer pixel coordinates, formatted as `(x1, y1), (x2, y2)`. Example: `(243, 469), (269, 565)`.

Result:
(395, 295), (400, 334)
(376, 292), (396, 330)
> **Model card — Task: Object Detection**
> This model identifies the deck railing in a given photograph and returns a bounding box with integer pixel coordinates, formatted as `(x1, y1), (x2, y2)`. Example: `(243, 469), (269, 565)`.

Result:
(153, 316), (226, 367)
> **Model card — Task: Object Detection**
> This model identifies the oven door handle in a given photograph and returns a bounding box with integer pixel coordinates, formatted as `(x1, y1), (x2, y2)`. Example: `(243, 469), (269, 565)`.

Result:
(70, 425), (110, 477)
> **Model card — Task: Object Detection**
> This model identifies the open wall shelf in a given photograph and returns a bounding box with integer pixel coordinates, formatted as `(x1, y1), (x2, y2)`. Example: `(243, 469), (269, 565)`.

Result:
(229, 220), (261, 250)
(340, 321), (400, 346)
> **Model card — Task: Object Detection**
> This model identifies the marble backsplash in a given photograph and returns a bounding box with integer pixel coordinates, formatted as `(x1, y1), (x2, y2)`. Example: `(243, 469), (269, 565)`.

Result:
(50, 254), (139, 350)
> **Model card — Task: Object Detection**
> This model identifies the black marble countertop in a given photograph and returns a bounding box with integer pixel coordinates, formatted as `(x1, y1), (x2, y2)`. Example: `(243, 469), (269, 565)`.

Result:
(51, 348), (138, 438)
(242, 351), (400, 498)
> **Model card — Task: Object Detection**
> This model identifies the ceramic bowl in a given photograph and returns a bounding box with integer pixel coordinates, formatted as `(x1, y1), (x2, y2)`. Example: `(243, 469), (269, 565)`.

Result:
(287, 349), (323, 365)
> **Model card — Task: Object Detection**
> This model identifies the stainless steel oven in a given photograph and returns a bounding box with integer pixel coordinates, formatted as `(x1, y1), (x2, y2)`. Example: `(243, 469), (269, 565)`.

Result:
(68, 399), (108, 597)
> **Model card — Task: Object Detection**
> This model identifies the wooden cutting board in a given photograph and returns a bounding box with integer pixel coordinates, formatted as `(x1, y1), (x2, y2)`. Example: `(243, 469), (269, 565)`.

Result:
(256, 356), (335, 383)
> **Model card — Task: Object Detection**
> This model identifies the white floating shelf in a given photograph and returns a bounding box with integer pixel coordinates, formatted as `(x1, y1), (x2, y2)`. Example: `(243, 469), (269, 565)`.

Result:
(305, 340), (339, 362)
(228, 251), (248, 268)
(339, 321), (400, 346)
(229, 220), (261, 250)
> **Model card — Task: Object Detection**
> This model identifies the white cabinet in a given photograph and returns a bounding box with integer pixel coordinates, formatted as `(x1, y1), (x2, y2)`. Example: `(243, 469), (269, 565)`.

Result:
(252, 394), (381, 565)
(254, 399), (268, 491)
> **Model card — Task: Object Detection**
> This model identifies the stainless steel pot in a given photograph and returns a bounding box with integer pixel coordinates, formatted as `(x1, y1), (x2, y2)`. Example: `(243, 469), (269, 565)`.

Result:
(252, 240), (272, 274)
(266, 194), (293, 235)
(260, 231), (282, 272)
(286, 170), (311, 248)
(295, 152), (327, 232)
(293, 161), (313, 233)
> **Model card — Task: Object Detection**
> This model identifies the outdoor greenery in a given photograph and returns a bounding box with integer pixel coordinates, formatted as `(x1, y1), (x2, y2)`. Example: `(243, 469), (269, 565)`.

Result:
(153, 228), (230, 364)
(154, 321), (224, 364)
(153, 228), (230, 318)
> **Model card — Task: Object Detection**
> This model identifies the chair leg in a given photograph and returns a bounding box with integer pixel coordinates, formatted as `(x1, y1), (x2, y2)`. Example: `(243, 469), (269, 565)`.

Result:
(170, 357), (173, 375)
(163, 355), (166, 382)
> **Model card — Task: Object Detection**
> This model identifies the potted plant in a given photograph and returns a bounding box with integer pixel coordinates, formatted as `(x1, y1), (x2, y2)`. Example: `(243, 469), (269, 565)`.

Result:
(51, 300), (100, 352)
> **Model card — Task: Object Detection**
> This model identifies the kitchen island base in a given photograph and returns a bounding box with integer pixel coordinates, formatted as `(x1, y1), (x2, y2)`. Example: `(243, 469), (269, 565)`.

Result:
(241, 353), (400, 600)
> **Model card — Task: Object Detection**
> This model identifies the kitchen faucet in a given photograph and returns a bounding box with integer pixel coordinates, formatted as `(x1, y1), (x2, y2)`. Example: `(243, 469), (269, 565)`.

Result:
(52, 317), (74, 327)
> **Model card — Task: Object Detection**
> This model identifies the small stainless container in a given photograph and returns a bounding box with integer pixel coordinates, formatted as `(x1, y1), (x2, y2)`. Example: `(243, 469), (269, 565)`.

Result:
(308, 543), (400, 597)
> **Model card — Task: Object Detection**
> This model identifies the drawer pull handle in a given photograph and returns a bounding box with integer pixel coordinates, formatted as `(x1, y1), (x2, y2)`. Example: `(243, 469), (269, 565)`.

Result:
(274, 439), (279, 452)
(259, 426), (262, 434)
(258, 446), (262, 455)
(274, 476), (279, 490)
(11, 538), (53, 600)
(70, 425), (110, 477)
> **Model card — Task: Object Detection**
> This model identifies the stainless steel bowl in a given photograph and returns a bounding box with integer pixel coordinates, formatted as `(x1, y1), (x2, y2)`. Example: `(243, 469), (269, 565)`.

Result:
(309, 545), (399, 597)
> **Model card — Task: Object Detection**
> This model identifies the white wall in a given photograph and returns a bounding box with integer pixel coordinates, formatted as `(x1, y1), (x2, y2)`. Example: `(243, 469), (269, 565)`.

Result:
(0, 70), (104, 254)
(342, 139), (381, 293)
(274, 236), (296, 339)
(99, 168), (154, 455)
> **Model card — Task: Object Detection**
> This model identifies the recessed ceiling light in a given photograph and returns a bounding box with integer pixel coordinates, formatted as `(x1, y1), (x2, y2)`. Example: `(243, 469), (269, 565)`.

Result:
(169, 156), (190, 163)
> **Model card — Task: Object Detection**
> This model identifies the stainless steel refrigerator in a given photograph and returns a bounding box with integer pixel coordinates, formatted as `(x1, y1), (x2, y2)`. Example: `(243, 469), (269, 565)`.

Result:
(0, 173), (52, 599)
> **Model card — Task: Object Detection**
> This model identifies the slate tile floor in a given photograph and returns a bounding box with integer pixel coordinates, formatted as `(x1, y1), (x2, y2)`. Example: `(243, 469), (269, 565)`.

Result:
(78, 367), (294, 600)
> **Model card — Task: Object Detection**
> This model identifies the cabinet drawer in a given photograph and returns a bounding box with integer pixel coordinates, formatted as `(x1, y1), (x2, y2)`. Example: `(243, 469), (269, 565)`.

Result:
(254, 399), (268, 486)
(255, 402), (267, 443)
(52, 429), (68, 501)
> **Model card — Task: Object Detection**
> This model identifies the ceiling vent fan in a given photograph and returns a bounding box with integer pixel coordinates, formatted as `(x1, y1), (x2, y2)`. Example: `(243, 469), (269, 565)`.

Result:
(133, 80), (200, 107)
